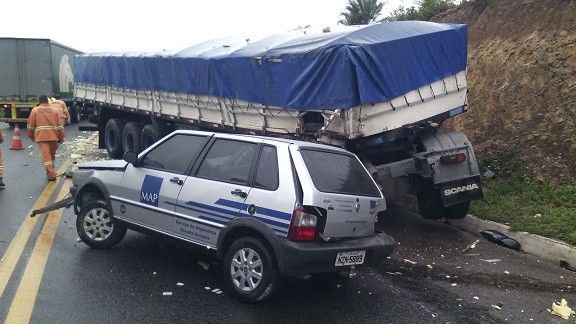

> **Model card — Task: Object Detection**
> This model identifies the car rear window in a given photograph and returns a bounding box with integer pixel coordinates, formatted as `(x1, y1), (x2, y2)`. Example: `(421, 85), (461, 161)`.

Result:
(299, 149), (381, 197)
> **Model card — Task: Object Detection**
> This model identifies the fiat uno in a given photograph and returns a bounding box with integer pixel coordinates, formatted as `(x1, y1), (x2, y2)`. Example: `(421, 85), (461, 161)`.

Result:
(70, 130), (395, 302)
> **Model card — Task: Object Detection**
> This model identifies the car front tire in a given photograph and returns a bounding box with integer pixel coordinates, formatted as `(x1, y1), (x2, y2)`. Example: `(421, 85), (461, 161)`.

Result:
(76, 201), (127, 249)
(223, 237), (281, 303)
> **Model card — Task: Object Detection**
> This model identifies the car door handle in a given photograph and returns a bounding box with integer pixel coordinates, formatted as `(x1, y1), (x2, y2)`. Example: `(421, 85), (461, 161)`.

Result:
(231, 189), (247, 198)
(170, 177), (183, 185)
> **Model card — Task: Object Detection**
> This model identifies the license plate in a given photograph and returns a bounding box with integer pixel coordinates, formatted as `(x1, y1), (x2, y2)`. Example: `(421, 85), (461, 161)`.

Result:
(335, 250), (365, 266)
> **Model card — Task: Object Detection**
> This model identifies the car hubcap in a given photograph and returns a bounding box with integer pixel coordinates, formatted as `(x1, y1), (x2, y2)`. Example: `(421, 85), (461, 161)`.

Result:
(230, 247), (263, 292)
(83, 207), (113, 241)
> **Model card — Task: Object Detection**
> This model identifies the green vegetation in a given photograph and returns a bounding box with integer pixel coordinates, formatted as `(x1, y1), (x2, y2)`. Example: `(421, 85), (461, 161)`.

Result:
(339, 0), (385, 25)
(338, 0), (459, 25)
(470, 175), (576, 246)
(384, 0), (457, 22)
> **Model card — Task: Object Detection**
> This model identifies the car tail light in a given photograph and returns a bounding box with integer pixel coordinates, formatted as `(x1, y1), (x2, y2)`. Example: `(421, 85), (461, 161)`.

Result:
(440, 153), (466, 165)
(288, 209), (317, 241)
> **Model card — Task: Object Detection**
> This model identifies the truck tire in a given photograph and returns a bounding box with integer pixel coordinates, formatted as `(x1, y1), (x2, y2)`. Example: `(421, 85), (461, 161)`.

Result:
(141, 124), (159, 150)
(223, 237), (281, 303)
(414, 177), (446, 220)
(445, 201), (470, 219)
(70, 103), (80, 124)
(122, 122), (142, 154)
(105, 118), (124, 159)
(76, 200), (127, 249)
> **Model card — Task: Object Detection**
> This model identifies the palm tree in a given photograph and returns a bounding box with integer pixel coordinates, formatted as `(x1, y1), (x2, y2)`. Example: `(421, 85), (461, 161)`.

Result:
(339, 0), (386, 25)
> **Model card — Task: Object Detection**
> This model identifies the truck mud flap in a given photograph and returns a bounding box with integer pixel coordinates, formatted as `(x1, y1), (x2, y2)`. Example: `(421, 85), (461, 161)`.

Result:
(439, 176), (483, 207)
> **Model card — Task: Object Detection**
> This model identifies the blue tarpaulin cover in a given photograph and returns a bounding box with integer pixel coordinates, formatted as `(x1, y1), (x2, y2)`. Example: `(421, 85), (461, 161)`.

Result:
(74, 21), (467, 110)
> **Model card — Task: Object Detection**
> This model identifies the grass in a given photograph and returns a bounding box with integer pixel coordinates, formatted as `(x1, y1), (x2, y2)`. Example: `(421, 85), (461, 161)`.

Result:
(469, 175), (576, 246)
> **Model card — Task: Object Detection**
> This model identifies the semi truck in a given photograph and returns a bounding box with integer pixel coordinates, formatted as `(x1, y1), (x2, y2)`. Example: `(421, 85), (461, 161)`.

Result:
(0, 37), (83, 127)
(72, 21), (484, 219)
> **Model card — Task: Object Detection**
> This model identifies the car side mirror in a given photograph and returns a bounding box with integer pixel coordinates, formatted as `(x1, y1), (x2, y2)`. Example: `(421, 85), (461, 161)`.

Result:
(123, 151), (140, 166)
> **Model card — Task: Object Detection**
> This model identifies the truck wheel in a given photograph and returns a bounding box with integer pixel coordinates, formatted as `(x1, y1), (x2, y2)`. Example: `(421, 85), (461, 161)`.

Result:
(76, 201), (127, 249)
(140, 124), (159, 150)
(105, 118), (124, 159)
(223, 237), (281, 303)
(445, 201), (470, 219)
(70, 104), (80, 124)
(122, 122), (142, 154)
(415, 178), (446, 220)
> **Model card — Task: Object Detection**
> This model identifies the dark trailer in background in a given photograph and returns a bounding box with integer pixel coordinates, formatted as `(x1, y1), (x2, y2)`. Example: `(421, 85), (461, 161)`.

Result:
(0, 37), (83, 127)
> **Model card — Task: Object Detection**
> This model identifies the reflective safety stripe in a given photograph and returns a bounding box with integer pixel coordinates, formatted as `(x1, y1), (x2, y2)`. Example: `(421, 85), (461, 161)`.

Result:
(43, 161), (53, 166)
(27, 125), (36, 131)
(35, 126), (63, 131)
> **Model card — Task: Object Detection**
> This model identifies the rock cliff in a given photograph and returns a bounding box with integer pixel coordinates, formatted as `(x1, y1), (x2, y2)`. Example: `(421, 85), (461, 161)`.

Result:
(433, 0), (576, 183)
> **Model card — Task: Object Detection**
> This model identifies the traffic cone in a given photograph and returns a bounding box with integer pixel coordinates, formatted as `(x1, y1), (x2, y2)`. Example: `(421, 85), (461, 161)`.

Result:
(9, 124), (25, 150)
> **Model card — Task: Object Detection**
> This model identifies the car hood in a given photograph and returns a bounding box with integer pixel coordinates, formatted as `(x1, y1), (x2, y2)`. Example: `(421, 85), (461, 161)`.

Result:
(78, 159), (128, 170)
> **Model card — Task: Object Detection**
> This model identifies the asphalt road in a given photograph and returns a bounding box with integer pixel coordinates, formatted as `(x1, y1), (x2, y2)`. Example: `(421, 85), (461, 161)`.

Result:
(1, 121), (575, 323)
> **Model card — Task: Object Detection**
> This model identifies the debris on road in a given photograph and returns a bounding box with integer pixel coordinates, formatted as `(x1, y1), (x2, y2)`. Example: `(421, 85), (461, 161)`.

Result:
(551, 299), (575, 319)
(462, 239), (480, 253)
(163, 292), (173, 296)
(560, 260), (576, 272)
(480, 229), (521, 251)
(386, 272), (403, 276)
(404, 259), (417, 265)
(492, 303), (502, 310)
(198, 261), (210, 270)
(480, 258), (502, 263)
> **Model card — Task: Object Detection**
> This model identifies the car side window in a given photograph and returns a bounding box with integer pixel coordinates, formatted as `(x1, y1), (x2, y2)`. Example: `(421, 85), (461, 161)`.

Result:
(254, 145), (279, 190)
(196, 139), (257, 185)
(141, 134), (207, 174)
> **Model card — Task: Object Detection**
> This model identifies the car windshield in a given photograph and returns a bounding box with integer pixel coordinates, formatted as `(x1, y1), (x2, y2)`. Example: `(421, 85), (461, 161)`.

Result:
(299, 148), (381, 197)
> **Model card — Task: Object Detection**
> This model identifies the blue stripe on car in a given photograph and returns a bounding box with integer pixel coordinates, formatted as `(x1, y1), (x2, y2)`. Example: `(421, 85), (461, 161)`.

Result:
(215, 199), (292, 221)
(167, 199), (291, 232)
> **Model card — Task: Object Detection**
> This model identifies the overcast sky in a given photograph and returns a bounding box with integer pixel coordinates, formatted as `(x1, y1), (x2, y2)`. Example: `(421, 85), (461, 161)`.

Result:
(2, 0), (419, 53)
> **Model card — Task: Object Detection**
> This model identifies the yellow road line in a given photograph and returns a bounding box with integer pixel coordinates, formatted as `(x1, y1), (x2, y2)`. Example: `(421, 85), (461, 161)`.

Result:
(5, 177), (72, 324)
(0, 162), (70, 299)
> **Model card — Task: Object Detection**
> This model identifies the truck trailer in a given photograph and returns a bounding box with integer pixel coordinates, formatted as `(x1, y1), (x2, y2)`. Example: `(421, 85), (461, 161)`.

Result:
(0, 37), (83, 127)
(73, 21), (484, 219)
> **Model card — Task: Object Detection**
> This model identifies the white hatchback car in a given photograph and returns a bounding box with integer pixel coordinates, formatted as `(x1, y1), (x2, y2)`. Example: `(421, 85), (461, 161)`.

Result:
(70, 130), (395, 302)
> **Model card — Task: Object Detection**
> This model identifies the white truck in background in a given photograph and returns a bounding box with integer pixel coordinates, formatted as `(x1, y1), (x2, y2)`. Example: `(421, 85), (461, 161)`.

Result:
(73, 21), (484, 220)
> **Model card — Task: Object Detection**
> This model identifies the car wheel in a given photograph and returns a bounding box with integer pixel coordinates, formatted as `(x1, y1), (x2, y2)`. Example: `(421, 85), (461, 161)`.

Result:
(122, 122), (142, 154)
(105, 118), (124, 159)
(140, 124), (159, 150)
(223, 237), (281, 303)
(76, 201), (127, 249)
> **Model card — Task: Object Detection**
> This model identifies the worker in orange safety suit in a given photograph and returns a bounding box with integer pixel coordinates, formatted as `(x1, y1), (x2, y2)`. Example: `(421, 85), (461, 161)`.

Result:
(0, 128), (4, 188)
(27, 95), (65, 181)
(50, 95), (70, 125)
